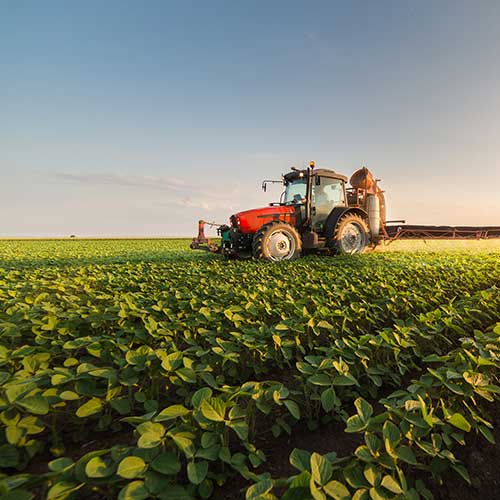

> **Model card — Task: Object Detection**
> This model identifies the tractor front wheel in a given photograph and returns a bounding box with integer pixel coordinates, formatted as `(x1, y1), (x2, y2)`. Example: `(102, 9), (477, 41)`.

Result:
(252, 221), (302, 261)
(330, 213), (370, 254)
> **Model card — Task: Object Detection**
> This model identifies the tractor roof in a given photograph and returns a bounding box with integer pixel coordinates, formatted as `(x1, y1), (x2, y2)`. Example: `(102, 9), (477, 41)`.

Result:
(313, 169), (348, 182)
(284, 168), (347, 183)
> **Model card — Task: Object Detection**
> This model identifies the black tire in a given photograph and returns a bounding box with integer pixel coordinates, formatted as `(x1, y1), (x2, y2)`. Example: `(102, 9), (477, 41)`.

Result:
(328, 213), (370, 254)
(252, 221), (302, 261)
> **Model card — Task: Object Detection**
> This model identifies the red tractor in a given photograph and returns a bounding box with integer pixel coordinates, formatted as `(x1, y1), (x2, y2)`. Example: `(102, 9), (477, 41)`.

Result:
(191, 162), (387, 260)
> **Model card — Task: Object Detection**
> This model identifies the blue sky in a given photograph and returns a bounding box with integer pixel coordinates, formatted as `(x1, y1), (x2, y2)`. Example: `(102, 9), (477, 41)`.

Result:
(1, 0), (499, 236)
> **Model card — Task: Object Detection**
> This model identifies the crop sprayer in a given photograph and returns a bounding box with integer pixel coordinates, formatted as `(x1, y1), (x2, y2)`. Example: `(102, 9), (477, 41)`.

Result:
(191, 162), (500, 261)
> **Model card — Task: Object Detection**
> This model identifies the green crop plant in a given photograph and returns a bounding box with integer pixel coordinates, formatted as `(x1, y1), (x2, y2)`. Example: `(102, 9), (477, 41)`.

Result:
(0, 239), (499, 499)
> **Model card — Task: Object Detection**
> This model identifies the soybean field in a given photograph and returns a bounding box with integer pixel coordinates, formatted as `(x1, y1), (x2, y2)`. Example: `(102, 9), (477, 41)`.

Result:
(0, 239), (499, 500)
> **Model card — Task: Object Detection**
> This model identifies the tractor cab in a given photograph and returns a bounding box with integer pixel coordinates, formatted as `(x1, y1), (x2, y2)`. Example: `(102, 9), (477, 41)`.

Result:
(282, 166), (348, 232)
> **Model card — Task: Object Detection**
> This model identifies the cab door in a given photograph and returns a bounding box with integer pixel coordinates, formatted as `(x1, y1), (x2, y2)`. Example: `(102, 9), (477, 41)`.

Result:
(311, 177), (346, 231)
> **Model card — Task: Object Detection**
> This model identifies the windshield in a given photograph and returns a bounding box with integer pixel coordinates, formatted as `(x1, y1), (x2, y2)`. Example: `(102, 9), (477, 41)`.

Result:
(283, 178), (307, 205)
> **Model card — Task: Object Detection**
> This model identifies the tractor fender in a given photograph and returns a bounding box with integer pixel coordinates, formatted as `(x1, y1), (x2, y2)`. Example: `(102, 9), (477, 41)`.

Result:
(323, 207), (368, 240)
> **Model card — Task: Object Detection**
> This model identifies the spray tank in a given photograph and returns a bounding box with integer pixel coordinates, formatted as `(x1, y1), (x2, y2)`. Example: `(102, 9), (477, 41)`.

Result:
(349, 167), (386, 240)
(367, 194), (380, 238)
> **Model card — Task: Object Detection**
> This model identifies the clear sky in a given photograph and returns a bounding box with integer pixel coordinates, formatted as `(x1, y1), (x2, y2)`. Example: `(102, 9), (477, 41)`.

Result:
(1, 0), (499, 237)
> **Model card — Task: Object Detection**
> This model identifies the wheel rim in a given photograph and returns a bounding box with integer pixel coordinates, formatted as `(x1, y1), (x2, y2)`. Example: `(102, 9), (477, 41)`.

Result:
(266, 230), (296, 261)
(340, 222), (365, 253)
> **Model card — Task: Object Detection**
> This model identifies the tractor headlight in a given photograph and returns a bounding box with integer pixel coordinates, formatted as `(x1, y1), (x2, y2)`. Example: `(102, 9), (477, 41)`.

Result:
(230, 215), (241, 228)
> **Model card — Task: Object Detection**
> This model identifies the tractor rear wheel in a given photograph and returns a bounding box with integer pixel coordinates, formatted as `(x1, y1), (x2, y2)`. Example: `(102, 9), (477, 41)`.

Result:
(329, 213), (370, 254)
(252, 221), (302, 261)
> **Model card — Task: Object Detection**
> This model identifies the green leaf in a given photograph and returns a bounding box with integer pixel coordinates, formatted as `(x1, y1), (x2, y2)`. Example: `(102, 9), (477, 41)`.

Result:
(200, 398), (226, 422)
(332, 374), (358, 386)
(191, 387), (212, 408)
(196, 444), (220, 461)
(479, 425), (495, 444)
(382, 421), (400, 450)
(310, 480), (327, 500)
(363, 464), (380, 487)
(317, 320), (334, 330)
(6, 425), (25, 445)
(156, 484), (192, 500)
(311, 452), (332, 486)
(59, 391), (80, 401)
(137, 421), (164, 436)
(48, 457), (74, 472)
(170, 431), (195, 458)
(227, 420), (249, 441)
(85, 456), (114, 478)
(395, 446), (417, 465)
(289, 470), (311, 488)
(296, 362), (315, 375)
(151, 452), (181, 475)
(118, 480), (149, 500)
(47, 481), (83, 500)
(0, 444), (19, 467)
(51, 374), (71, 385)
(109, 398), (131, 415)
(275, 323), (289, 331)
(199, 478), (214, 499)
(284, 400), (300, 419)
(343, 466), (368, 489)
(354, 398), (373, 421)
(323, 480), (350, 500)
(450, 463), (471, 485)
(187, 460), (208, 485)
(76, 398), (103, 418)
(74, 449), (109, 482)
(201, 432), (218, 449)
(354, 446), (373, 464)
(290, 449), (311, 472)
(447, 413), (471, 432)
(308, 374), (331, 386)
(176, 367), (197, 383)
(364, 434), (381, 454)
(381, 475), (403, 494)
(229, 404), (247, 420)
(145, 471), (170, 495)
(321, 388), (336, 412)
(155, 404), (190, 422)
(5, 383), (35, 404)
(346, 415), (367, 433)
(17, 395), (49, 415)
(352, 489), (369, 500)
(246, 479), (274, 499)
(117, 456), (147, 479)
(161, 352), (183, 372)
(0, 490), (33, 500)
(368, 486), (390, 500)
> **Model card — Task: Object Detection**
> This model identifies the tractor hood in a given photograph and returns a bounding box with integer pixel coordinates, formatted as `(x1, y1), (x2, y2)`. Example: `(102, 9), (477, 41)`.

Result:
(231, 205), (297, 234)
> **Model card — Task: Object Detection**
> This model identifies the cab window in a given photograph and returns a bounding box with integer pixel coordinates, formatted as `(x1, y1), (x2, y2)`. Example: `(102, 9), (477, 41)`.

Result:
(312, 177), (345, 228)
